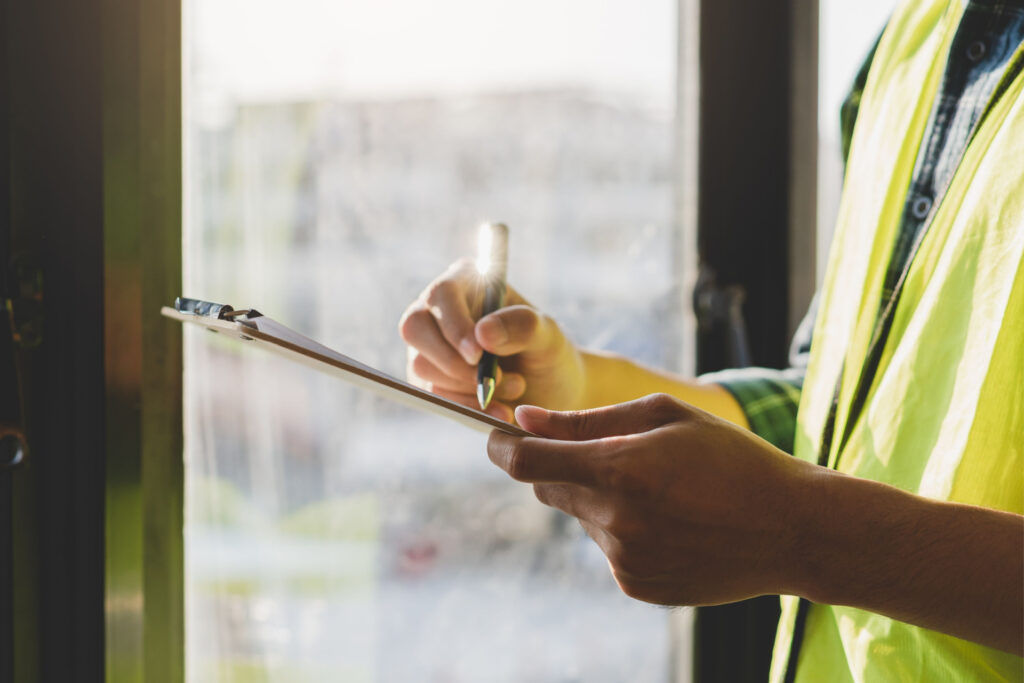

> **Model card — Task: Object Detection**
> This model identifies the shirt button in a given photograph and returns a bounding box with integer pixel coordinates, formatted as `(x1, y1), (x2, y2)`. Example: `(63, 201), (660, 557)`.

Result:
(911, 195), (933, 220)
(966, 40), (987, 62)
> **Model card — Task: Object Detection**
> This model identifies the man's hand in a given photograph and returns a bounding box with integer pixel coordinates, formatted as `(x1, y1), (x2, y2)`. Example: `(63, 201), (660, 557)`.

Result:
(487, 394), (1024, 655)
(399, 260), (754, 426)
(487, 394), (812, 605)
(399, 259), (587, 422)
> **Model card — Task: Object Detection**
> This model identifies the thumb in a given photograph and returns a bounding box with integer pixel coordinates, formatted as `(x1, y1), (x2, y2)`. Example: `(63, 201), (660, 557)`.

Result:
(476, 305), (559, 357)
(515, 394), (689, 442)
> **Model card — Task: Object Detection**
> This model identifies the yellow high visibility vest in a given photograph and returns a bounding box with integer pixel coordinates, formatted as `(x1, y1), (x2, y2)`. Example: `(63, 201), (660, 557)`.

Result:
(770, 0), (1024, 680)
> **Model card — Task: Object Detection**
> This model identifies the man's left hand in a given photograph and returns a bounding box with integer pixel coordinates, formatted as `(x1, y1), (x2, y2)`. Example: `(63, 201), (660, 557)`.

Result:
(487, 394), (819, 606)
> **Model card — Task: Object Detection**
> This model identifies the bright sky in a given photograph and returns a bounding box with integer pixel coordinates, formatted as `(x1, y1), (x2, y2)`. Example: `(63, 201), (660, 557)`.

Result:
(188, 0), (677, 108)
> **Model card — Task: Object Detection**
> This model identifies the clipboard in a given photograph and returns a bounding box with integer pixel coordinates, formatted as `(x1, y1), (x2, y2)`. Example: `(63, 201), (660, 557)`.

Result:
(162, 297), (530, 437)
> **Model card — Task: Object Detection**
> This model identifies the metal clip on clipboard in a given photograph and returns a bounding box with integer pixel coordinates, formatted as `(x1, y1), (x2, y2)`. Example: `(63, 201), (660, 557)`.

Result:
(174, 296), (261, 323)
(164, 297), (529, 437)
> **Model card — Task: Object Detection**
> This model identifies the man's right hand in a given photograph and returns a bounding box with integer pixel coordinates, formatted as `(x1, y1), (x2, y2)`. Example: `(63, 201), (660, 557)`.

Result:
(399, 259), (586, 423)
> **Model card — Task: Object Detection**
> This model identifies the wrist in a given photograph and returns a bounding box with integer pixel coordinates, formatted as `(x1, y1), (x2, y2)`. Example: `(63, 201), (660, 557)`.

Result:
(780, 462), (851, 603)
(783, 464), (1024, 654)
(785, 464), (926, 606)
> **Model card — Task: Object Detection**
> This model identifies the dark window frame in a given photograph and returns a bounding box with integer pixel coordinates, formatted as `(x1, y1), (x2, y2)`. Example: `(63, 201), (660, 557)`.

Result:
(3, 1), (183, 681)
(685, 0), (818, 680)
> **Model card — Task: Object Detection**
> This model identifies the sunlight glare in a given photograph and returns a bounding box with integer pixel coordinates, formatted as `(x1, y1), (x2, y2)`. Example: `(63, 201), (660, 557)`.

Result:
(476, 223), (493, 275)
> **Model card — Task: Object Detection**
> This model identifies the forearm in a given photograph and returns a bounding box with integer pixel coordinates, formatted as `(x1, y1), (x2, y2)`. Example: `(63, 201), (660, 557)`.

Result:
(578, 349), (749, 427)
(793, 466), (1024, 655)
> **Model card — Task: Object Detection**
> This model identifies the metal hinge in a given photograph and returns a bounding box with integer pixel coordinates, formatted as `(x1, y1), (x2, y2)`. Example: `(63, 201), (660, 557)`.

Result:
(1, 252), (41, 469)
(5, 252), (43, 349)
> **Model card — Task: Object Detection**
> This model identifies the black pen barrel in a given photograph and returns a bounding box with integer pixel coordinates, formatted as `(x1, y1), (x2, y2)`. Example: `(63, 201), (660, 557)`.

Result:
(476, 279), (506, 408)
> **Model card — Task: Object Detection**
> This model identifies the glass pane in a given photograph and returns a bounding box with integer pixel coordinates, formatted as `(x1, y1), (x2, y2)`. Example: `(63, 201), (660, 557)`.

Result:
(184, 2), (682, 681)
(817, 0), (896, 279)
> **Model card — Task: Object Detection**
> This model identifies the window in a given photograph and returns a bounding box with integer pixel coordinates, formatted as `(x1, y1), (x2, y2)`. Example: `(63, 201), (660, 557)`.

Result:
(184, 1), (683, 680)
(817, 0), (897, 278)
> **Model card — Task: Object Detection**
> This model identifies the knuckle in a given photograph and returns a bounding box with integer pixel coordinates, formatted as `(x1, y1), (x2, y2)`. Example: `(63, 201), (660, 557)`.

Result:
(608, 546), (646, 581)
(647, 392), (677, 411)
(398, 307), (429, 344)
(504, 441), (532, 481)
(605, 544), (639, 578)
(451, 257), (476, 274)
(424, 279), (457, 308)
(568, 408), (592, 440)
(603, 508), (640, 542)
(532, 483), (551, 506)
(496, 306), (539, 343)
(600, 454), (643, 493)
(520, 308), (543, 336)
(605, 545), (626, 571)
(645, 392), (685, 421)
(410, 351), (435, 377)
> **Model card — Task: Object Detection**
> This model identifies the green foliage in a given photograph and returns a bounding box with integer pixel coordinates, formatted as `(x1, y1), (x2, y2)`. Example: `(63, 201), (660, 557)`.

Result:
(189, 475), (261, 529)
(277, 494), (379, 542)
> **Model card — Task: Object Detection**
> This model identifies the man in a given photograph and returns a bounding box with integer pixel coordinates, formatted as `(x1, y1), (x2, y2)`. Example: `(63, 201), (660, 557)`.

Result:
(399, 0), (1024, 679)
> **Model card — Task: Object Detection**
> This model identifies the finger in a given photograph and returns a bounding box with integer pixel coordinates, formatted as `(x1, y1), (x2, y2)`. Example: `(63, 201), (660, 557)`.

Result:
(400, 305), (477, 383)
(410, 352), (525, 402)
(514, 394), (689, 442)
(487, 431), (597, 484)
(531, 487), (616, 562)
(532, 482), (601, 521)
(408, 350), (477, 392)
(475, 305), (557, 357)
(422, 277), (482, 364)
(495, 371), (526, 401)
(431, 386), (515, 423)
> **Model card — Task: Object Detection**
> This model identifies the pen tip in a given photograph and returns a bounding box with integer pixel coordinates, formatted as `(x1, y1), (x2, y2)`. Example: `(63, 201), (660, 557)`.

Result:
(477, 379), (496, 411)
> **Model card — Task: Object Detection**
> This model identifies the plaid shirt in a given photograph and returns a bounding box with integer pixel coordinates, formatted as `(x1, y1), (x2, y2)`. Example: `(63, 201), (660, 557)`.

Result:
(706, 2), (1024, 454)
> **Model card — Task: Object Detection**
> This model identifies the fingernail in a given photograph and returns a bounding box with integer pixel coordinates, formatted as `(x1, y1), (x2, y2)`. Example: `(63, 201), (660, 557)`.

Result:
(515, 405), (544, 422)
(460, 338), (482, 364)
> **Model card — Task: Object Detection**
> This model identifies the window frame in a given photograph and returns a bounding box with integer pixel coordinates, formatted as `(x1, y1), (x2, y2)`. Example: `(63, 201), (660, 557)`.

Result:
(4, 0), (184, 681)
(689, 0), (818, 680)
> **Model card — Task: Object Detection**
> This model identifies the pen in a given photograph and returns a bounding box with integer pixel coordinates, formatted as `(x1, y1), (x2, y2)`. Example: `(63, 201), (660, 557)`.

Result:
(475, 222), (509, 410)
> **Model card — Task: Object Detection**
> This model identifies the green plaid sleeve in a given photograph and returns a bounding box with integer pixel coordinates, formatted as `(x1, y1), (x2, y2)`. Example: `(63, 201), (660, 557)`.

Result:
(701, 367), (805, 454)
